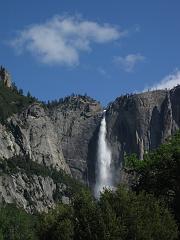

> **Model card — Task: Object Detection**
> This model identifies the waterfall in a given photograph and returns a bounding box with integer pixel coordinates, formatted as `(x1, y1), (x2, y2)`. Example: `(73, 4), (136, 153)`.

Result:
(94, 110), (113, 198)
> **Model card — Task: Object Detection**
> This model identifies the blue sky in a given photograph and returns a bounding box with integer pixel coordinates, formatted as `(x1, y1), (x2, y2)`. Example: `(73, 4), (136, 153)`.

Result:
(0, 0), (180, 105)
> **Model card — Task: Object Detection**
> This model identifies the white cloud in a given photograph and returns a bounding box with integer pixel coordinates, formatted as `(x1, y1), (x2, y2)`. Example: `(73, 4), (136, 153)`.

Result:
(113, 53), (145, 72)
(11, 15), (124, 66)
(144, 70), (180, 91)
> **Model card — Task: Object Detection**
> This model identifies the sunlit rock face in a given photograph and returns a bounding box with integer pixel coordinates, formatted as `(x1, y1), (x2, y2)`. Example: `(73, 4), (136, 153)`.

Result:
(0, 96), (102, 183)
(0, 66), (12, 88)
(0, 95), (102, 212)
(0, 172), (58, 213)
(49, 97), (102, 183)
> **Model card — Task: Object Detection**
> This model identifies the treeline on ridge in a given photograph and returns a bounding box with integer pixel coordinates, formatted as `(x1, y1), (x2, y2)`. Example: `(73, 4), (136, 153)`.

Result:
(0, 80), (37, 123)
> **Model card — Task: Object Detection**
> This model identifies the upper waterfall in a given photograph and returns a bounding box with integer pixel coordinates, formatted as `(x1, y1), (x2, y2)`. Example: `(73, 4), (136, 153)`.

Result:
(94, 110), (113, 198)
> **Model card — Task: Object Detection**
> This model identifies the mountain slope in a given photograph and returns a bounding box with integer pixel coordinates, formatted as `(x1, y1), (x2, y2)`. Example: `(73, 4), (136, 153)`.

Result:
(0, 72), (180, 211)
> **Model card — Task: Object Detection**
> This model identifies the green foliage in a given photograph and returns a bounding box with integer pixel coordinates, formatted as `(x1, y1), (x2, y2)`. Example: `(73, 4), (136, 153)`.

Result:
(72, 189), (103, 240)
(126, 131), (180, 223)
(0, 82), (36, 123)
(99, 187), (178, 240)
(0, 158), (178, 240)
(0, 204), (37, 240)
(37, 186), (178, 240)
(37, 204), (74, 240)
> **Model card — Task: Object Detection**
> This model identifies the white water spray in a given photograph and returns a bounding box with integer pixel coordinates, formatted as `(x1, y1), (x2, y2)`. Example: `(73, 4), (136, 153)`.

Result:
(94, 110), (113, 198)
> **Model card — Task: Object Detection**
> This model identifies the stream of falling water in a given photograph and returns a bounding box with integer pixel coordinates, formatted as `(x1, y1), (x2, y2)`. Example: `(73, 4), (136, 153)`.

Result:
(94, 110), (113, 198)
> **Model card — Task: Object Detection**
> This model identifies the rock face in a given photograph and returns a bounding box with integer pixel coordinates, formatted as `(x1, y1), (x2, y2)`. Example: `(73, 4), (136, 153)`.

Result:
(0, 95), (102, 212)
(0, 66), (12, 88)
(105, 86), (180, 184)
(49, 97), (102, 184)
(0, 173), (58, 213)
(1, 82), (180, 212)
(0, 96), (102, 183)
(7, 103), (70, 173)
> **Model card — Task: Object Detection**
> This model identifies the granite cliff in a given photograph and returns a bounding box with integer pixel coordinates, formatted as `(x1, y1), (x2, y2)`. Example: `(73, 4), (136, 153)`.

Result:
(0, 69), (180, 212)
(0, 80), (102, 211)
(105, 86), (180, 185)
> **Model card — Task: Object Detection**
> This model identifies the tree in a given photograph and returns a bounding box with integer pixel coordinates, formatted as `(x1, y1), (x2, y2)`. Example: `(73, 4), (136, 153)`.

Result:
(99, 187), (178, 240)
(18, 88), (23, 95)
(0, 204), (37, 240)
(126, 131), (180, 223)
(27, 91), (31, 98)
(37, 187), (178, 240)
(72, 189), (103, 240)
(38, 204), (74, 240)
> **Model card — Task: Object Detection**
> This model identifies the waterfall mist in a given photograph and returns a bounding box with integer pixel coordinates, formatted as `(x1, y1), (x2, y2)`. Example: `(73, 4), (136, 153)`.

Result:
(94, 111), (113, 198)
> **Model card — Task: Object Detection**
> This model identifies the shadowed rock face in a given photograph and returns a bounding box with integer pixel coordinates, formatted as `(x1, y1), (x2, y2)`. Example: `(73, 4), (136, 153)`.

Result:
(105, 86), (180, 184)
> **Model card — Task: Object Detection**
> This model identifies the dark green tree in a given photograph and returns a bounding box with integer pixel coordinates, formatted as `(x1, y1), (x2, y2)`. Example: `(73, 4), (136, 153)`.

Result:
(126, 131), (180, 223)
(99, 187), (178, 240)
(38, 204), (74, 240)
(72, 189), (102, 240)
(0, 204), (37, 240)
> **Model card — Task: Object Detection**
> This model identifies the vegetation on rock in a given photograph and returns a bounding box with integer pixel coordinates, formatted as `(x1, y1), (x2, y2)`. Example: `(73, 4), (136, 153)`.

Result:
(0, 81), (36, 123)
